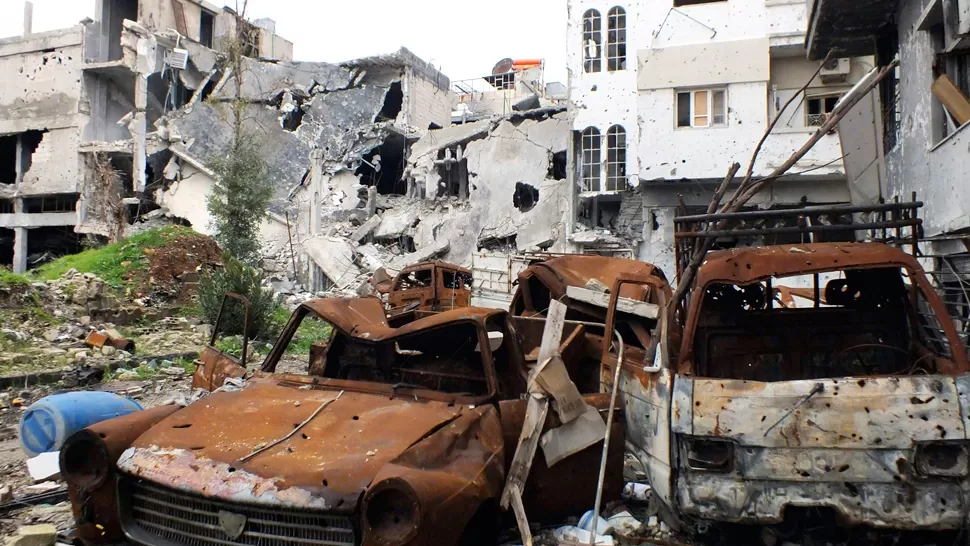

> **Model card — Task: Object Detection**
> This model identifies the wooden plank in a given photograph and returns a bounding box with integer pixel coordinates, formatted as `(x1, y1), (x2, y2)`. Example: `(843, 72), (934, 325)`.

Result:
(932, 74), (970, 126)
(171, 0), (188, 36)
(535, 300), (567, 365)
(508, 484), (533, 546)
(500, 394), (549, 509)
(566, 285), (660, 319)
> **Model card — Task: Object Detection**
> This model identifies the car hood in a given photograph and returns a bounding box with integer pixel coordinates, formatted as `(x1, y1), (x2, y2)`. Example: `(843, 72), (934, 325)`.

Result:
(118, 379), (466, 511)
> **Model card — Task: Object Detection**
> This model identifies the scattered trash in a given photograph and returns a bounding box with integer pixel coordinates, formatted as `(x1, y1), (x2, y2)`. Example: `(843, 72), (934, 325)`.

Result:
(26, 452), (61, 483)
(553, 525), (615, 546)
(578, 510), (614, 536)
(19, 391), (143, 457)
(606, 511), (643, 536)
(622, 482), (652, 502)
(84, 330), (135, 353)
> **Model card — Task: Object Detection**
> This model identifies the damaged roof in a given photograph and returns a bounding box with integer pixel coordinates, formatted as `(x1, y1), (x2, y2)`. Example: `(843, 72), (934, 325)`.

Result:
(299, 297), (505, 341)
(524, 255), (668, 296)
(695, 243), (924, 287)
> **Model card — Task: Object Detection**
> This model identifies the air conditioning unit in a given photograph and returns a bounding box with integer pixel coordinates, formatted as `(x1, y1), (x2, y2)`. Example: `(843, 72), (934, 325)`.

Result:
(167, 48), (189, 70)
(819, 57), (850, 83)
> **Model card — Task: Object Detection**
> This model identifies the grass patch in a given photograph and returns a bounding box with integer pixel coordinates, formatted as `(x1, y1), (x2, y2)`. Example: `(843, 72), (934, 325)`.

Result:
(173, 356), (197, 375)
(286, 317), (332, 355)
(0, 269), (30, 288)
(32, 226), (185, 286)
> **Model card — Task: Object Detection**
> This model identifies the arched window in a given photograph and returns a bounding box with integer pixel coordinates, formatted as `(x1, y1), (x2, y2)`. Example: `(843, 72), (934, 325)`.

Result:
(607, 7), (627, 71)
(606, 125), (627, 191)
(581, 127), (602, 192)
(583, 9), (602, 73)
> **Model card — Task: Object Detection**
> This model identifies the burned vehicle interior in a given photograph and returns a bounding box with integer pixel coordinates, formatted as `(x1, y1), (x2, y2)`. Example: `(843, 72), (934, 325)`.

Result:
(263, 304), (503, 399)
(694, 267), (944, 381)
(673, 201), (969, 382)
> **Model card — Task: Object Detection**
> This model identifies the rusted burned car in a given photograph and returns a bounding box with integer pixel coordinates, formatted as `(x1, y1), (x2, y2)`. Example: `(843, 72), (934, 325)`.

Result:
(60, 296), (623, 546)
(510, 255), (672, 393)
(380, 261), (473, 315)
(631, 202), (970, 532)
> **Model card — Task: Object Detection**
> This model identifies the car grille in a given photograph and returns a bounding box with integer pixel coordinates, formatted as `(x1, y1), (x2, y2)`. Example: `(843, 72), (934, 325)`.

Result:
(124, 478), (357, 546)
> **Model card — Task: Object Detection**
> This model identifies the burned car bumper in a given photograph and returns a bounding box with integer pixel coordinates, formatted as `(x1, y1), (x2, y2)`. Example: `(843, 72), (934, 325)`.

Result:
(678, 444), (970, 530)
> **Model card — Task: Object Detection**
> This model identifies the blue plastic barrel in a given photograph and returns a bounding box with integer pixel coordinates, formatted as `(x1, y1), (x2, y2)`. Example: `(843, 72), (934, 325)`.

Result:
(19, 392), (143, 457)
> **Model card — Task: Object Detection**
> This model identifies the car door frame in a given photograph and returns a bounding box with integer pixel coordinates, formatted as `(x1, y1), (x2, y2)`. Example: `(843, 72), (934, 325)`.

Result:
(192, 292), (251, 391)
(601, 274), (675, 510)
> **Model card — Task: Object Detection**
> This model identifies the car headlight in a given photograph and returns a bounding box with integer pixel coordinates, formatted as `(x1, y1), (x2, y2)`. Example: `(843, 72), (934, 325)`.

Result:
(59, 430), (111, 489)
(684, 437), (735, 473)
(915, 442), (969, 477)
(363, 479), (420, 546)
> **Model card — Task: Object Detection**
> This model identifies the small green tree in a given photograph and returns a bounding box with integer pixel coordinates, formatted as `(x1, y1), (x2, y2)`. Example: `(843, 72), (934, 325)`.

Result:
(206, 135), (272, 264)
(197, 254), (280, 339)
(206, 0), (273, 265)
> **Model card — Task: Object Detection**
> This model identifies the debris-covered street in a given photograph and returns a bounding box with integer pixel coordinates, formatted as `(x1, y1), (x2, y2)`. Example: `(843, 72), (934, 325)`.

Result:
(2, 0), (970, 545)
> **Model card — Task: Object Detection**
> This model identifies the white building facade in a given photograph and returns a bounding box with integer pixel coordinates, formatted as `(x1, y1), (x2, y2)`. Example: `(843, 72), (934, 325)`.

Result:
(566, 0), (873, 277)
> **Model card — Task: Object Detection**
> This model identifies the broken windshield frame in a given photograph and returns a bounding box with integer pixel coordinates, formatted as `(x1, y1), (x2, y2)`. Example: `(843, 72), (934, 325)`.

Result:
(260, 306), (499, 403)
(684, 264), (966, 380)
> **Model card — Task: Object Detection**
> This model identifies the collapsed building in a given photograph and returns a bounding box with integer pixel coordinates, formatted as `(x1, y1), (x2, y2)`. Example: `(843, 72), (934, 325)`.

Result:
(0, 0), (291, 273)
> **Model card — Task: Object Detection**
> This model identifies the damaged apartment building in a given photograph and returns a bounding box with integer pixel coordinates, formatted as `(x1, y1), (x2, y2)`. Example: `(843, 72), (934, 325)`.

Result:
(566, 0), (872, 278)
(807, 0), (970, 346)
(0, 0), (291, 273)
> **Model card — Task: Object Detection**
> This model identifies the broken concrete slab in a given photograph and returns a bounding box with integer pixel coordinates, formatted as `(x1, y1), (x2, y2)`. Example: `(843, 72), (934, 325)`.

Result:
(304, 236), (361, 287)
(351, 214), (383, 242)
(374, 207), (419, 239)
(26, 452), (60, 483)
(214, 58), (357, 103)
(5, 525), (57, 546)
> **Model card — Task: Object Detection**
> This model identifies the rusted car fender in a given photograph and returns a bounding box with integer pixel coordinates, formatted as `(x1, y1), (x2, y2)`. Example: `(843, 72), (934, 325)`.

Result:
(362, 405), (506, 546)
(61, 404), (183, 544)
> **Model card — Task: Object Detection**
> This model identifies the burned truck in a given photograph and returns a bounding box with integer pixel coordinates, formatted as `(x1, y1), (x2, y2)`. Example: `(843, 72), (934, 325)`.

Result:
(59, 296), (624, 546)
(629, 201), (970, 532)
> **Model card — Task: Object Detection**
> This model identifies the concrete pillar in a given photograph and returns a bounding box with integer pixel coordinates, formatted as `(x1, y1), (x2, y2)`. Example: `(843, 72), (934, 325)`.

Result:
(308, 151), (324, 235)
(132, 74), (148, 193)
(23, 2), (33, 36)
(13, 228), (27, 274)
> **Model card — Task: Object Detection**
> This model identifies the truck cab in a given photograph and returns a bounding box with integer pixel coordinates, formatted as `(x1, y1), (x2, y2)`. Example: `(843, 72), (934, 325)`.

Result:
(631, 201), (970, 533)
(384, 261), (473, 316)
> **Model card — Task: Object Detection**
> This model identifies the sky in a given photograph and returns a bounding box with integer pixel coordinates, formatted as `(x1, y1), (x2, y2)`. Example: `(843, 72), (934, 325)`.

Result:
(0, 0), (568, 83)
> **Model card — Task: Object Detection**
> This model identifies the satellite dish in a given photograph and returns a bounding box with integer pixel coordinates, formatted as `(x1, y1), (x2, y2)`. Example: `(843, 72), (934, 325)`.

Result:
(492, 58), (514, 74)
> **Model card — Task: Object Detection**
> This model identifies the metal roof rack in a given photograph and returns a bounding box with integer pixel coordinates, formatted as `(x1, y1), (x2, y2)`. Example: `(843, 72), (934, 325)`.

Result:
(673, 196), (922, 279)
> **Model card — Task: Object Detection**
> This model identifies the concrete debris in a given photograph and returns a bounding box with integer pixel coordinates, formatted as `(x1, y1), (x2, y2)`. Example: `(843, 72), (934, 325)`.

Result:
(4, 524), (57, 546)
(25, 452), (60, 483)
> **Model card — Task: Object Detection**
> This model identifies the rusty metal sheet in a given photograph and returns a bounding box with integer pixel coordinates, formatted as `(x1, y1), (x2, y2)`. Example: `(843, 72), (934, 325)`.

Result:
(694, 243), (920, 287)
(690, 376), (966, 449)
(301, 297), (505, 341)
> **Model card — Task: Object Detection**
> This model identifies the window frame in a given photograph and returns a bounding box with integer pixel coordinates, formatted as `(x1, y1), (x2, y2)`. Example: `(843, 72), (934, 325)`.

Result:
(607, 6), (627, 72)
(580, 127), (603, 192)
(804, 92), (844, 127)
(583, 9), (603, 73)
(676, 87), (728, 129)
(605, 125), (627, 191)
